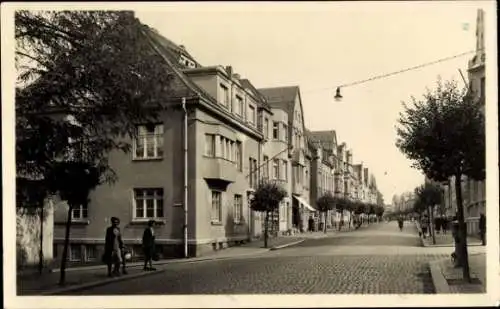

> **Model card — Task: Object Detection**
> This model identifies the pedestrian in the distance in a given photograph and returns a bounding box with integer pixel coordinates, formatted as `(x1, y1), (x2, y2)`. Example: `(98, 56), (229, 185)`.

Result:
(421, 216), (429, 239)
(103, 217), (126, 277)
(435, 216), (441, 234)
(308, 216), (314, 232)
(479, 213), (486, 246)
(142, 219), (157, 271)
(442, 216), (448, 235)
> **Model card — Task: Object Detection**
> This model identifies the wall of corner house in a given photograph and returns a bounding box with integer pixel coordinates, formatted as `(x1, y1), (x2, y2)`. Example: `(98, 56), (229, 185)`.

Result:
(52, 106), (188, 265)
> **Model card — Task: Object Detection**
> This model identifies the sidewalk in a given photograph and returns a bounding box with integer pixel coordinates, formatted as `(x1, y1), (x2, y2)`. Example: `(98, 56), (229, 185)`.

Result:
(430, 252), (486, 293)
(414, 222), (483, 247)
(17, 235), (307, 296)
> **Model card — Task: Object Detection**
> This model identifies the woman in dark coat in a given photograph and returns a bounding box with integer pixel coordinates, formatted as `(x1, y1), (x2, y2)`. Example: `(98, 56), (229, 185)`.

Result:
(142, 220), (156, 271)
(103, 217), (126, 276)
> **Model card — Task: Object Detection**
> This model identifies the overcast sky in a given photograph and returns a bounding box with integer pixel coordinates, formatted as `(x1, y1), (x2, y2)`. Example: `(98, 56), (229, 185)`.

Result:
(135, 1), (490, 203)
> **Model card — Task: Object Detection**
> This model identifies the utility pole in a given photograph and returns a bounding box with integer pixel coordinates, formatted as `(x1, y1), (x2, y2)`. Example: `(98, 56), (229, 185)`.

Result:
(182, 97), (188, 259)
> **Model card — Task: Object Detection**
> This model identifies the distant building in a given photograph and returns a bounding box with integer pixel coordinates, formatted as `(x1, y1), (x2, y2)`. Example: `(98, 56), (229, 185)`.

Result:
(258, 86), (316, 233)
(307, 130), (337, 229)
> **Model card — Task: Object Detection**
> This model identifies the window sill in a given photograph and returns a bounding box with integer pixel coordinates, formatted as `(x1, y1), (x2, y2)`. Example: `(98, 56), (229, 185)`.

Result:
(203, 155), (236, 164)
(132, 157), (164, 162)
(72, 219), (90, 225)
(55, 220), (90, 225)
(130, 219), (166, 225)
(211, 221), (223, 226)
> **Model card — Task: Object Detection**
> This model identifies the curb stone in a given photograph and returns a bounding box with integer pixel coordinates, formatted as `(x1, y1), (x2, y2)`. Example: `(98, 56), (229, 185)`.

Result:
(38, 239), (305, 295)
(429, 260), (450, 294)
(269, 239), (305, 250)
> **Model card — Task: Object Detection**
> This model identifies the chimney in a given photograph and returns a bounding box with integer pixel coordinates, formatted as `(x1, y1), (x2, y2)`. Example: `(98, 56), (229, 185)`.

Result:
(179, 45), (186, 50)
(233, 73), (241, 80)
(225, 66), (233, 78)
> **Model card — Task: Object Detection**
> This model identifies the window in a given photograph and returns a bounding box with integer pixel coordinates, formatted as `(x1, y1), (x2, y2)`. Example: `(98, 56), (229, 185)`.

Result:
(71, 204), (88, 220)
(220, 137), (225, 158)
(283, 124), (288, 141)
(234, 195), (243, 223)
(283, 160), (288, 181)
(249, 158), (258, 188)
(211, 191), (222, 223)
(235, 141), (242, 171)
(273, 122), (279, 139)
(219, 136), (234, 161)
(86, 245), (97, 261)
(263, 118), (269, 138)
(228, 140), (234, 161)
(248, 105), (256, 125)
(205, 134), (215, 157)
(263, 155), (269, 179)
(69, 244), (82, 262)
(134, 188), (164, 219)
(273, 159), (280, 179)
(236, 96), (244, 116)
(220, 84), (230, 107)
(235, 95), (243, 115)
(134, 124), (164, 159)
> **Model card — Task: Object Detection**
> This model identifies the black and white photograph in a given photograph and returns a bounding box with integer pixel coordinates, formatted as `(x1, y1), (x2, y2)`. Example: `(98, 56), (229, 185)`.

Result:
(2, 1), (498, 308)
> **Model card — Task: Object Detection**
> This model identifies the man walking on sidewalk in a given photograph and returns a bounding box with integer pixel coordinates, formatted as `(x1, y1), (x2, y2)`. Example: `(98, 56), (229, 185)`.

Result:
(479, 213), (486, 246)
(142, 220), (157, 271)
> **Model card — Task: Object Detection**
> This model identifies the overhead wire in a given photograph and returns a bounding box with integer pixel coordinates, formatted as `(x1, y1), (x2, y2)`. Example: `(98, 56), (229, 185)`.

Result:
(301, 49), (484, 94)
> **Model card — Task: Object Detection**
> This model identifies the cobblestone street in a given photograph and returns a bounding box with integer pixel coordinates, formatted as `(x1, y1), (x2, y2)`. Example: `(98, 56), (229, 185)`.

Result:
(62, 222), (450, 295)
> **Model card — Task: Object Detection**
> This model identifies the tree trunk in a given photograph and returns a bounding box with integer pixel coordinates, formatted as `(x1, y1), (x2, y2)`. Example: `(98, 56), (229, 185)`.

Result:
(338, 210), (343, 231)
(324, 211), (327, 233)
(264, 211), (269, 248)
(455, 174), (471, 282)
(59, 205), (73, 286)
(429, 205), (436, 245)
(38, 205), (44, 275)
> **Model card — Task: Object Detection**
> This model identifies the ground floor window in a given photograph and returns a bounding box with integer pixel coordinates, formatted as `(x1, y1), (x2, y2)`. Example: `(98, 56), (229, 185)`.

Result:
(85, 245), (98, 261)
(234, 194), (243, 224)
(71, 204), (88, 220)
(211, 190), (222, 223)
(69, 244), (82, 262)
(132, 245), (144, 258)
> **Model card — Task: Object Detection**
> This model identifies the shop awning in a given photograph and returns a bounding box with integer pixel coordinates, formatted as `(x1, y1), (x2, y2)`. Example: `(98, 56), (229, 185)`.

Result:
(293, 195), (316, 212)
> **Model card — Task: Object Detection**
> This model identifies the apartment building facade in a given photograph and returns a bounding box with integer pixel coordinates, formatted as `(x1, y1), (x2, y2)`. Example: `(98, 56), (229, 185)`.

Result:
(307, 130), (337, 229)
(52, 27), (273, 264)
(258, 86), (316, 233)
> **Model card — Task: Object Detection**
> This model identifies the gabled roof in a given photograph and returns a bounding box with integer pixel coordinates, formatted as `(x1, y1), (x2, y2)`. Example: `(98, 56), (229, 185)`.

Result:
(307, 130), (337, 151)
(257, 86), (299, 111)
(141, 26), (263, 139)
(142, 23), (202, 69)
(240, 79), (273, 113)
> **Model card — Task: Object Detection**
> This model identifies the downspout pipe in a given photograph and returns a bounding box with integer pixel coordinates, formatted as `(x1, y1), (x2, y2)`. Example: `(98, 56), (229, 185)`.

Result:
(182, 97), (188, 258)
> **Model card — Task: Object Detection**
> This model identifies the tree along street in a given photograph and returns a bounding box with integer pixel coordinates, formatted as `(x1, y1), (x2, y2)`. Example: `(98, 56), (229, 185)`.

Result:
(62, 222), (451, 295)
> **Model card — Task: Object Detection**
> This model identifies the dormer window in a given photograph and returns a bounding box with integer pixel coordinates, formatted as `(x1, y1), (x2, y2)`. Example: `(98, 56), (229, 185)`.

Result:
(235, 95), (243, 117)
(220, 84), (230, 108)
(248, 105), (256, 125)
